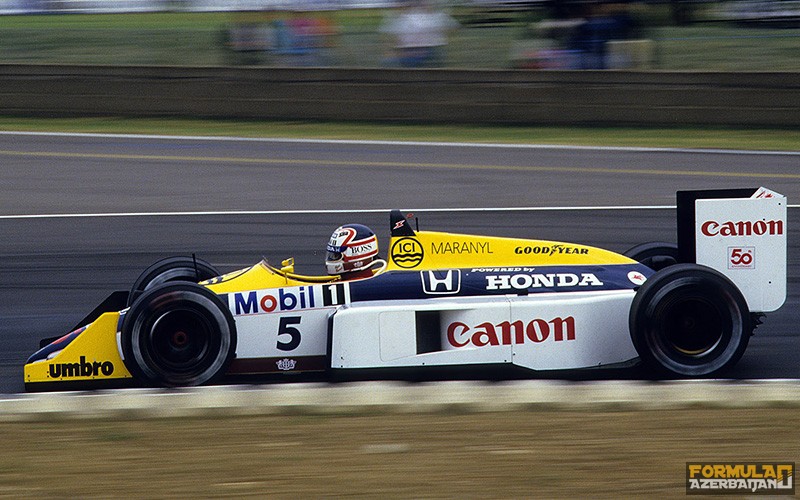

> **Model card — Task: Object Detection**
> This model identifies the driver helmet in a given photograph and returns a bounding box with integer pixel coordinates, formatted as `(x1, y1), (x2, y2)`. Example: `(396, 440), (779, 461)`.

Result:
(326, 224), (379, 275)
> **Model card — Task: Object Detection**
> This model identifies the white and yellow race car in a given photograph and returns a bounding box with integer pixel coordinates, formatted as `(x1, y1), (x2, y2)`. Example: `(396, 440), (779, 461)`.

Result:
(24, 188), (787, 391)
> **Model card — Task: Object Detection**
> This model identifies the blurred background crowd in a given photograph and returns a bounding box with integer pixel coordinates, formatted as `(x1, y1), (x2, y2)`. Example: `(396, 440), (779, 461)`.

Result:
(0, 0), (798, 70)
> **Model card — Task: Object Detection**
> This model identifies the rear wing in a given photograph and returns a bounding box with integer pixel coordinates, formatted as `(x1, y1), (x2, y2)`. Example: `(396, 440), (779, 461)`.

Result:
(677, 187), (787, 312)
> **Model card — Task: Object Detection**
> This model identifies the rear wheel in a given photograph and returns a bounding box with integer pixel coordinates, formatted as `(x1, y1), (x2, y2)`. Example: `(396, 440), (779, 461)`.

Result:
(624, 242), (679, 271)
(129, 256), (219, 306)
(629, 263), (751, 377)
(121, 282), (236, 387)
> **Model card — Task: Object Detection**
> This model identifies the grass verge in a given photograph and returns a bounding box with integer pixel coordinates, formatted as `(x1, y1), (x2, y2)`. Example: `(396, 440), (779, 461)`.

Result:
(0, 408), (796, 497)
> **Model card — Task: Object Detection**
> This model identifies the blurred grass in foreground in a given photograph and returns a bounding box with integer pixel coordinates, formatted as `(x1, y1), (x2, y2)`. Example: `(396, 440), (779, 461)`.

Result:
(0, 117), (798, 151)
(0, 408), (796, 497)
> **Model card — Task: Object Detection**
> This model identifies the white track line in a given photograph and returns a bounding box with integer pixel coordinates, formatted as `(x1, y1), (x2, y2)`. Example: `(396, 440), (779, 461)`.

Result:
(0, 206), (679, 220)
(1, 130), (799, 156)
(2, 205), (799, 220)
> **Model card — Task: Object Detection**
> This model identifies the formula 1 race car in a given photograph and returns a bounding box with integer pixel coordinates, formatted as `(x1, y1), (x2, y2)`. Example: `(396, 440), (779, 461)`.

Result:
(24, 188), (787, 391)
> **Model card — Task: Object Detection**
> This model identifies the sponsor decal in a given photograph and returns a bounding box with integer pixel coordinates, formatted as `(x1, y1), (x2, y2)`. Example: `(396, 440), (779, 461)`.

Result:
(686, 462), (794, 495)
(393, 220), (406, 230)
(234, 286), (315, 315)
(232, 284), (347, 315)
(49, 356), (114, 378)
(350, 243), (374, 254)
(447, 316), (575, 348)
(752, 187), (779, 199)
(431, 241), (493, 255)
(514, 245), (589, 256)
(227, 355), (327, 374)
(276, 358), (297, 371)
(628, 271), (647, 286)
(729, 247), (755, 269)
(700, 219), (783, 237)
(322, 283), (348, 307)
(471, 267), (536, 272)
(485, 273), (603, 291)
(391, 238), (424, 268)
(421, 270), (461, 294)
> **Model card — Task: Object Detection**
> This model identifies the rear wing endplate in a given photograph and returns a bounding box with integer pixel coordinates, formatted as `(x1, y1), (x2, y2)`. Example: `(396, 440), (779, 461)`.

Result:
(677, 187), (786, 312)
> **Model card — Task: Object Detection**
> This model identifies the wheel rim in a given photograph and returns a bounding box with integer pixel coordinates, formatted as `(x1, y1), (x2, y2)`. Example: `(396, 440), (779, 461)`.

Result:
(146, 306), (218, 376)
(660, 296), (724, 356)
(646, 286), (740, 372)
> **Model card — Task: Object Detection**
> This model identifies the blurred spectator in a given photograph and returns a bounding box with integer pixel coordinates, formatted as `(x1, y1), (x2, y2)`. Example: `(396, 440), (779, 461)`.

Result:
(226, 11), (276, 65)
(514, 1), (644, 70)
(573, 3), (638, 69)
(226, 10), (338, 67)
(274, 11), (338, 66)
(379, 0), (459, 68)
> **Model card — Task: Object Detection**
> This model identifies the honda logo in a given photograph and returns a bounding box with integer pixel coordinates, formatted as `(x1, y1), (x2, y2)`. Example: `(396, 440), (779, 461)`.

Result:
(421, 270), (461, 295)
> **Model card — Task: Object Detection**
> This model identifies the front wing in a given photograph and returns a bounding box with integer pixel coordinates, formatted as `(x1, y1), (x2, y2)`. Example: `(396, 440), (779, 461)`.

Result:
(25, 312), (134, 391)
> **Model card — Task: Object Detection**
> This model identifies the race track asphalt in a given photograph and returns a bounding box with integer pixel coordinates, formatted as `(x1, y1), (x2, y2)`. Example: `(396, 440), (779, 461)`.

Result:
(0, 132), (797, 393)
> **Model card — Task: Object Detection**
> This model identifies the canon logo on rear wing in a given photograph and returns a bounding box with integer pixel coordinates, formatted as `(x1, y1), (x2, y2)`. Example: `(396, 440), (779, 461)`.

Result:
(700, 219), (784, 237)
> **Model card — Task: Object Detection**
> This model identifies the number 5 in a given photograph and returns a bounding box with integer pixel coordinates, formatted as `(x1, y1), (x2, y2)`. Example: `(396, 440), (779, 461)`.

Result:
(277, 316), (301, 351)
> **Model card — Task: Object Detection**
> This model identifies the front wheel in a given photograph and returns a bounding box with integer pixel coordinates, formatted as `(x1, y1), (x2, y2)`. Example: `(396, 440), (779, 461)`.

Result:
(629, 263), (751, 377)
(121, 282), (236, 387)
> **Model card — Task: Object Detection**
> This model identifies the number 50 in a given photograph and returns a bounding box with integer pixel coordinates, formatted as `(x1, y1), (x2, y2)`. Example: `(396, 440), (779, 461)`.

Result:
(730, 247), (753, 267)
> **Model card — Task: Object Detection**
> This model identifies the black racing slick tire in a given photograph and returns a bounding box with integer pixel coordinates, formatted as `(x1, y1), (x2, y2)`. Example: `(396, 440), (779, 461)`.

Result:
(129, 256), (220, 306)
(121, 282), (236, 387)
(629, 264), (751, 377)
(623, 242), (679, 272)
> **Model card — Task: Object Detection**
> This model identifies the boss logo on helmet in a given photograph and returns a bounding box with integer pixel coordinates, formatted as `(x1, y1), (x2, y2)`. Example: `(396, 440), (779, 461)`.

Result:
(346, 243), (378, 258)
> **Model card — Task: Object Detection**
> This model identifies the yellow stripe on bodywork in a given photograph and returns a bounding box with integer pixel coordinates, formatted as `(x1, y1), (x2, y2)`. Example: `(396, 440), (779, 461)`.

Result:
(203, 231), (637, 292)
(387, 231), (635, 271)
(24, 312), (132, 384)
(202, 261), (338, 294)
